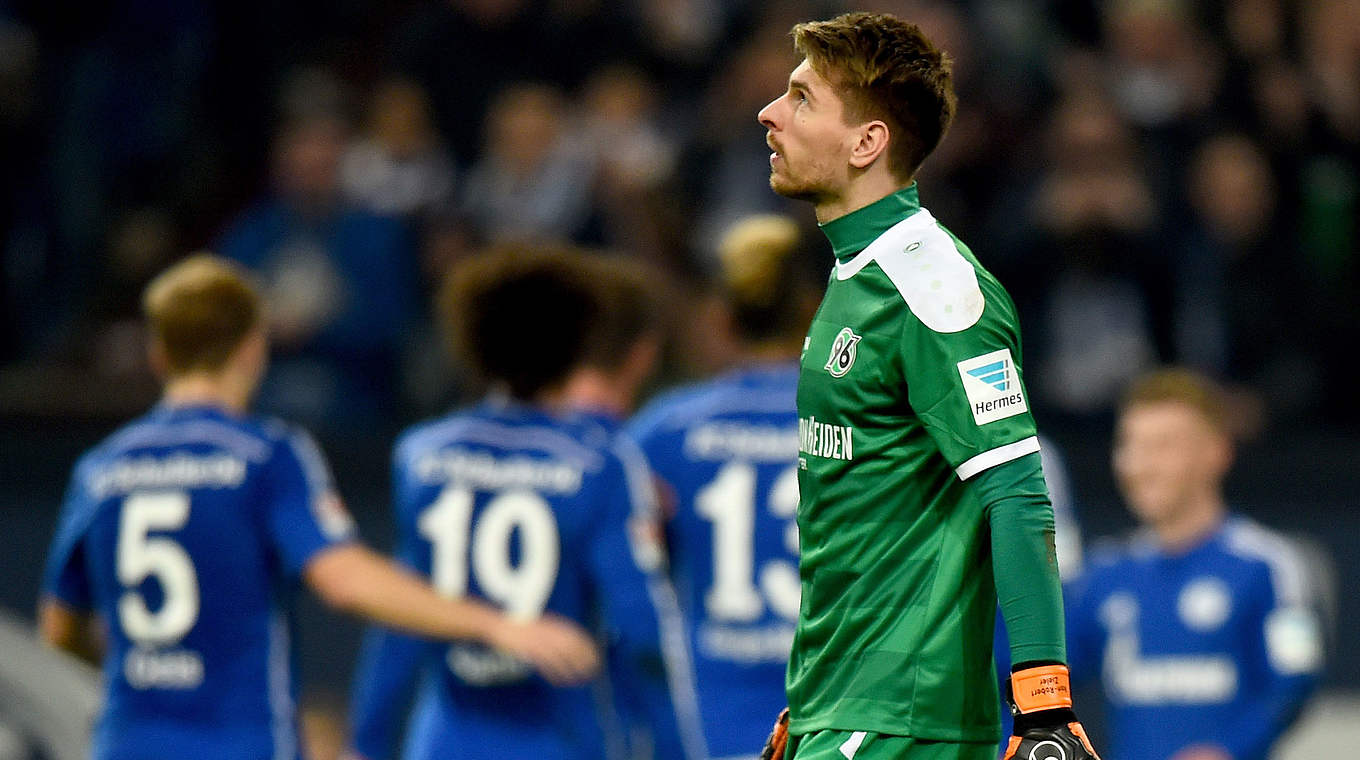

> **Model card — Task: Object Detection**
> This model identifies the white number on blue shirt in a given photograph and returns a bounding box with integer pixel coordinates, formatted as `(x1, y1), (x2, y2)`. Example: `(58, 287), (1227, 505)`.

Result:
(117, 491), (200, 646)
(696, 463), (800, 622)
(419, 486), (560, 620)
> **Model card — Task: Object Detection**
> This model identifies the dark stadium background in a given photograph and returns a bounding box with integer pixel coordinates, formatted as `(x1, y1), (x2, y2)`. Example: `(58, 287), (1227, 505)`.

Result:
(1, 0), (1356, 756)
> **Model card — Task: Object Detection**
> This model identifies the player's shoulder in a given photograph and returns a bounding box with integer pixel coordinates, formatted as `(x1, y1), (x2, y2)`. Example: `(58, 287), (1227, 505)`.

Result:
(1217, 515), (1312, 604)
(95, 407), (277, 464)
(628, 379), (721, 440)
(630, 367), (797, 440)
(252, 417), (339, 490)
(399, 404), (606, 472)
(844, 208), (992, 333)
(393, 412), (466, 464)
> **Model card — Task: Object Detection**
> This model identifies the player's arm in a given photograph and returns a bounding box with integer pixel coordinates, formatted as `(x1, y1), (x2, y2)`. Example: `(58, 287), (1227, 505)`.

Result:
(1206, 553), (1323, 760)
(1063, 559), (1109, 684)
(346, 625), (432, 760)
(37, 597), (102, 664)
(268, 429), (598, 685)
(38, 460), (104, 665)
(586, 446), (705, 760)
(895, 275), (1099, 758)
(304, 542), (598, 685)
(971, 455), (1101, 760)
(344, 453), (445, 760)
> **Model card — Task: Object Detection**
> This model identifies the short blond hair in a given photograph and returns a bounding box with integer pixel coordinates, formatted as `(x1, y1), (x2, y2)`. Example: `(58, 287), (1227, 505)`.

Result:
(792, 12), (956, 180)
(142, 253), (262, 375)
(1119, 368), (1227, 433)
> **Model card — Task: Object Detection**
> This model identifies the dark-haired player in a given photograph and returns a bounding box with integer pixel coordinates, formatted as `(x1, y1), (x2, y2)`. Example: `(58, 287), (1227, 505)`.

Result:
(345, 245), (702, 760)
(756, 13), (1100, 760)
(38, 254), (600, 760)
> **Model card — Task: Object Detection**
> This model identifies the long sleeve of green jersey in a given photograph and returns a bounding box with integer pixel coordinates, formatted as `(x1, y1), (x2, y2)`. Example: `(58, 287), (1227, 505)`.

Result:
(971, 451), (1066, 666)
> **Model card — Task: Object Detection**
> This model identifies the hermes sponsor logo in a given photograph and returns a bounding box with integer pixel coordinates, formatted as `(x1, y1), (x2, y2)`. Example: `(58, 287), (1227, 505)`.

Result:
(957, 348), (1029, 425)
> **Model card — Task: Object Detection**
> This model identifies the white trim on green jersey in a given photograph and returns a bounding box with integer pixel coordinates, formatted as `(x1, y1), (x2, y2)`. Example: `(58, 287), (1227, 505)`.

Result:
(955, 435), (1042, 481)
(833, 209), (985, 333)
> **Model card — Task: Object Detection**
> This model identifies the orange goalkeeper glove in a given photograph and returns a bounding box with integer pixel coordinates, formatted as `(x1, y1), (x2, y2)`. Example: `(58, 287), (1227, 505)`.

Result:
(759, 707), (789, 760)
(1003, 663), (1102, 760)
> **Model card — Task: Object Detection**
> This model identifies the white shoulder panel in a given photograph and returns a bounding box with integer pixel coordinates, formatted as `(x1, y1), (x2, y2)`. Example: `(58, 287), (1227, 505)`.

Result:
(875, 218), (984, 333)
(836, 209), (984, 333)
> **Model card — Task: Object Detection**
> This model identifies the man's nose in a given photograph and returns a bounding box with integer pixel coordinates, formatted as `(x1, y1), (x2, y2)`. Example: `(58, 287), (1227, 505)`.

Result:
(758, 98), (780, 129)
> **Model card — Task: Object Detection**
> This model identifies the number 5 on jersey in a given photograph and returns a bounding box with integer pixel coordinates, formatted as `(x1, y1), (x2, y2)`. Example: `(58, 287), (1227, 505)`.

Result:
(118, 492), (200, 646)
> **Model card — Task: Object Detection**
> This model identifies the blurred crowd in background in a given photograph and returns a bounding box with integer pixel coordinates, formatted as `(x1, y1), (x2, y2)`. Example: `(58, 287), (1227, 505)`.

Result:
(1, 0), (1358, 435)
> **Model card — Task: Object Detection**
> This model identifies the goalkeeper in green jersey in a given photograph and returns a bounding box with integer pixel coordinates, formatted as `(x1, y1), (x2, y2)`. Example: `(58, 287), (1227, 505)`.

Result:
(754, 13), (1101, 760)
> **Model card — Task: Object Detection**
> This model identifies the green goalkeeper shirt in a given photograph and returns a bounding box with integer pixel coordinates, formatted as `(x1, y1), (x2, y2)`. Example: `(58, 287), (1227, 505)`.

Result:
(788, 184), (1065, 742)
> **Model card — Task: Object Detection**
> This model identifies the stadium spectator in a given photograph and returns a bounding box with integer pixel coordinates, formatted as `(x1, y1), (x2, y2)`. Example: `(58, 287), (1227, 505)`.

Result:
(1066, 368), (1323, 760)
(340, 78), (455, 227)
(681, 21), (815, 268)
(216, 103), (420, 429)
(1021, 91), (1169, 416)
(37, 254), (601, 760)
(458, 83), (598, 245)
(1175, 133), (1321, 428)
(346, 244), (702, 760)
(627, 214), (818, 759)
(576, 65), (686, 270)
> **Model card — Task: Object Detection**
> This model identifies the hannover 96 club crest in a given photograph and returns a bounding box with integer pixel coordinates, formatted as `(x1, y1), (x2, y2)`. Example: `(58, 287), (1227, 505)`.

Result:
(824, 327), (862, 378)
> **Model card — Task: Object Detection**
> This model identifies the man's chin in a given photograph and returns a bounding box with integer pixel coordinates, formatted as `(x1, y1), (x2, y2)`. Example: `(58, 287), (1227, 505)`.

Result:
(769, 174), (819, 202)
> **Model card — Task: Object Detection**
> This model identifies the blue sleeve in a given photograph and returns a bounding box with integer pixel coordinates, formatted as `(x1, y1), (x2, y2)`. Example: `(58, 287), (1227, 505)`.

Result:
(348, 627), (433, 760)
(348, 445), (438, 760)
(993, 611), (1013, 740)
(41, 460), (97, 610)
(587, 445), (704, 760)
(263, 429), (356, 577)
(1218, 564), (1321, 760)
(1063, 568), (1107, 685)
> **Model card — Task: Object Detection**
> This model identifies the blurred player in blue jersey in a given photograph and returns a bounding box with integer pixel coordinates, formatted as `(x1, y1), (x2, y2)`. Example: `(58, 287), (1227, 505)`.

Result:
(556, 254), (701, 760)
(345, 245), (702, 760)
(37, 254), (602, 760)
(627, 215), (821, 760)
(1066, 368), (1323, 760)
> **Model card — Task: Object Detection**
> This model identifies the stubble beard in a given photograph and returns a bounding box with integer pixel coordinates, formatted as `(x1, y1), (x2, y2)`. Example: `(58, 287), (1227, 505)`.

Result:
(768, 167), (828, 204)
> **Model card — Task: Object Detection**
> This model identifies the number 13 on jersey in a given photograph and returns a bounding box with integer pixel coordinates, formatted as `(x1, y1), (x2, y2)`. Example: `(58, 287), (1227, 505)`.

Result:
(696, 463), (800, 623)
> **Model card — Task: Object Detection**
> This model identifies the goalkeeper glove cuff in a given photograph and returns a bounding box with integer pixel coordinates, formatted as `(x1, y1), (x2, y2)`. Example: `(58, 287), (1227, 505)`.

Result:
(759, 707), (789, 760)
(1003, 663), (1102, 760)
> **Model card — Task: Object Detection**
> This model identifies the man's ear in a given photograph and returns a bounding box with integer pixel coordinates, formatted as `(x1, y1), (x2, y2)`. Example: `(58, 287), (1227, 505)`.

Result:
(848, 120), (891, 170)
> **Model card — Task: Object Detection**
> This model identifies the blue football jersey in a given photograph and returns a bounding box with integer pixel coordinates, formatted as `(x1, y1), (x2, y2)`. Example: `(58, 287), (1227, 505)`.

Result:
(349, 397), (702, 760)
(1066, 515), (1322, 760)
(41, 403), (355, 760)
(626, 363), (801, 760)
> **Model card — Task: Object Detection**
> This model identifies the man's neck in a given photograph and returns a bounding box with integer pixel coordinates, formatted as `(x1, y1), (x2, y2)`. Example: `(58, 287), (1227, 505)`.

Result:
(162, 375), (248, 415)
(1152, 496), (1228, 553)
(559, 369), (628, 419)
(814, 173), (910, 224)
